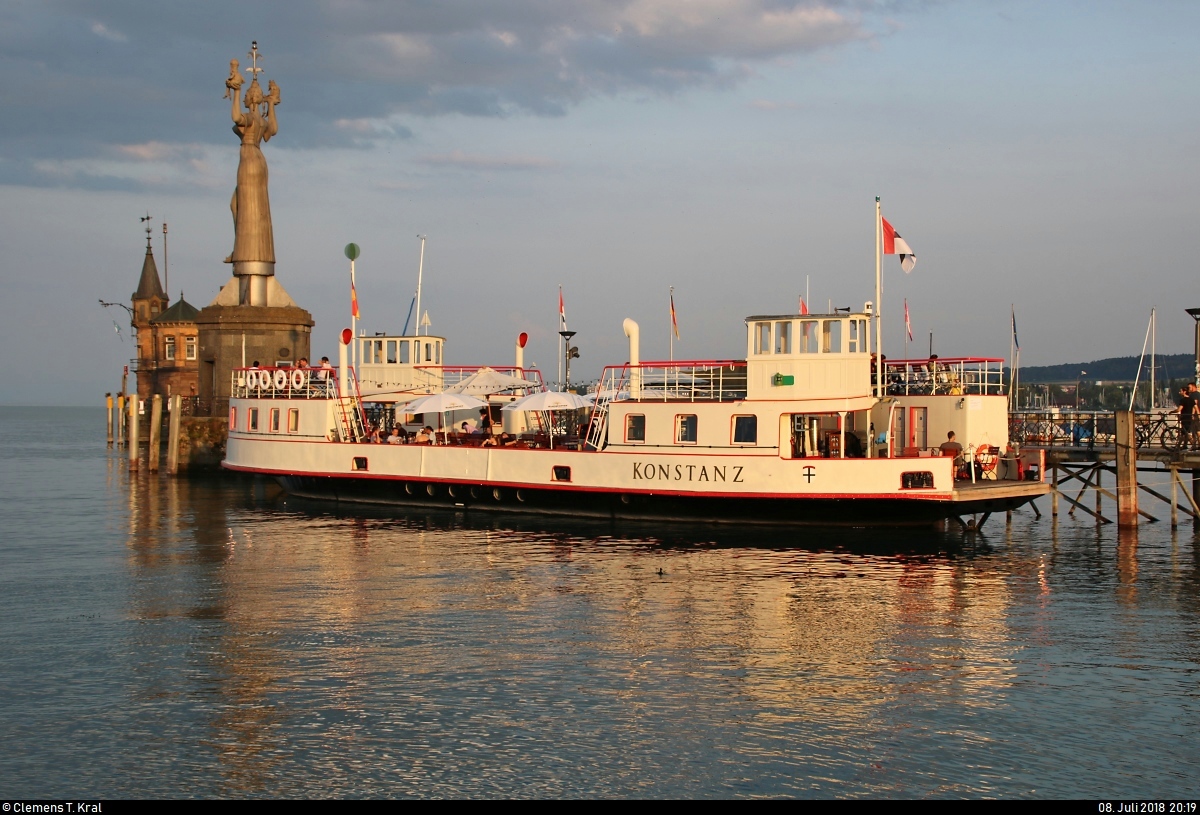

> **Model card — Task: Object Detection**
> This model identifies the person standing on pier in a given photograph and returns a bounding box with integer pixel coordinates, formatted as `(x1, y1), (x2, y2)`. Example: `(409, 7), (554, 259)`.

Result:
(1179, 383), (1199, 449)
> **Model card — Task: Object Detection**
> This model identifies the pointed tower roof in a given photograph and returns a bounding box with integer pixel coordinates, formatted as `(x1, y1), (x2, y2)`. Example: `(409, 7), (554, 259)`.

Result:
(134, 244), (165, 300)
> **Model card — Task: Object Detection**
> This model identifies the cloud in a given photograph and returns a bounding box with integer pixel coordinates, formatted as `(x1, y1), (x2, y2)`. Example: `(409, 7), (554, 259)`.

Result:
(416, 150), (560, 170)
(749, 99), (802, 111)
(90, 21), (127, 42)
(0, 1), (883, 187)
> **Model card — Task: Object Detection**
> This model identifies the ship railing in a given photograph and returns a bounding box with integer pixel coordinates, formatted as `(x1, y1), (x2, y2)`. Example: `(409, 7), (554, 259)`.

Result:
(592, 360), (749, 403)
(416, 365), (547, 391)
(231, 366), (340, 400)
(881, 357), (1006, 396)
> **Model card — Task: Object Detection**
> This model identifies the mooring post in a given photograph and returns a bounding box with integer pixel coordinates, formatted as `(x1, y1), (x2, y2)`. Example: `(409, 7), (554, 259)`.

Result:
(1171, 466), (1179, 529)
(1052, 463), (1059, 516)
(167, 395), (182, 475)
(1115, 410), (1138, 527)
(105, 393), (113, 447)
(127, 394), (139, 472)
(1193, 469), (1200, 529)
(116, 394), (125, 447)
(148, 394), (162, 473)
(1096, 466), (1103, 522)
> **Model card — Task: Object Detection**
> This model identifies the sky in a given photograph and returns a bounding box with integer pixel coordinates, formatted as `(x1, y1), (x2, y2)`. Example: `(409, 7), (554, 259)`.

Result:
(1, 0), (1197, 405)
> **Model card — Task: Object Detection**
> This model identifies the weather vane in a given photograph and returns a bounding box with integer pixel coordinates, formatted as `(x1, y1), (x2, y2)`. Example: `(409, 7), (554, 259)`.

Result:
(246, 41), (263, 79)
(140, 212), (153, 248)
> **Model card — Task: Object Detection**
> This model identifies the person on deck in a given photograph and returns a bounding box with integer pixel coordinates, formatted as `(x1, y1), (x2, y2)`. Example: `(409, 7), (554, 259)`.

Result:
(940, 431), (965, 477)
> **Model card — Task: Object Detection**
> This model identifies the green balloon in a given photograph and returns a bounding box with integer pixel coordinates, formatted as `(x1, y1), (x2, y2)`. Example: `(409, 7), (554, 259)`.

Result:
(344, 243), (361, 260)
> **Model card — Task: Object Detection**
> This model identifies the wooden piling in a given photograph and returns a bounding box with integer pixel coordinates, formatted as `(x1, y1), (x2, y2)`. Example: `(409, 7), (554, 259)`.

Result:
(1095, 466), (1103, 521)
(1171, 466), (1178, 528)
(167, 395), (182, 475)
(1051, 464), (1059, 516)
(1194, 469), (1200, 529)
(127, 395), (139, 471)
(148, 395), (162, 473)
(1115, 410), (1139, 527)
(105, 394), (113, 447)
(116, 394), (125, 446)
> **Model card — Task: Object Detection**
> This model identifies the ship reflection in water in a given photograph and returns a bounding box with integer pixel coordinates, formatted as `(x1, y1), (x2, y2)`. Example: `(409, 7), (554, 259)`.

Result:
(3, 409), (1199, 798)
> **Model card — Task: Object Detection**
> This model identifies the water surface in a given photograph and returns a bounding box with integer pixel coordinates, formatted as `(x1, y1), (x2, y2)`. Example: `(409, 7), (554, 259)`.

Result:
(1, 407), (1197, 797)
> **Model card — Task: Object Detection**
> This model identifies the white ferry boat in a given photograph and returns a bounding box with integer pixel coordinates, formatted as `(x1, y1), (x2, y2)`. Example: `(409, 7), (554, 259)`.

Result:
(223, 309), (1048, 527)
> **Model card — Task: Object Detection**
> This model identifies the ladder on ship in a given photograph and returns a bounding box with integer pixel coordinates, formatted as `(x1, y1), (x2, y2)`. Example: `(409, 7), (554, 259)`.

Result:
(333, 369), (367, 442)
(584, 368), (626, 451)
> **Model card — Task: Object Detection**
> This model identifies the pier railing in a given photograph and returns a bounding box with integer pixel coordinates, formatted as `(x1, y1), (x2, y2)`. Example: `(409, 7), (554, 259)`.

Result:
(881, 357), (1006, 396)
(1009, 409), (1191, 451)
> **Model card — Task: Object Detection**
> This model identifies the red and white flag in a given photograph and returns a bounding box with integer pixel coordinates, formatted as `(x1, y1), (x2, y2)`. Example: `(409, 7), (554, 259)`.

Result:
(904, 298), (913, 342)
(882, 217), (916, 273)
(799, 296), (809, 315)
(350, 279), (360, 319)
(558, 286), (567, 331)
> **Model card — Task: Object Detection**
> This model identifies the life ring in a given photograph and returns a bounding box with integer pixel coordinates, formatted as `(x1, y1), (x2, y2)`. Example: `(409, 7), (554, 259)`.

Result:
(291, 369), (308, 390)
(257, 370), (271, 390)
(273, 369), (288, 390)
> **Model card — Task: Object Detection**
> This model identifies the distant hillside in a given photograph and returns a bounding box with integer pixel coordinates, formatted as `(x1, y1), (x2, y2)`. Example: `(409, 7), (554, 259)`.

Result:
(1014, 353), (1194, 383)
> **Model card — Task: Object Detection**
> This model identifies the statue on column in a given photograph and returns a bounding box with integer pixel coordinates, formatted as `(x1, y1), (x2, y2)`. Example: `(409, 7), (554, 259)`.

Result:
(224, 42), (279, 306)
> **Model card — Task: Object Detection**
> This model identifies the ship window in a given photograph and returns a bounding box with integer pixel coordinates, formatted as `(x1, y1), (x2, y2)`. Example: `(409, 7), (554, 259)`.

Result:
(775, 321), (792, 354)
(626, 414), (646, 443)
(822, 319), (842, 353)
(248, 408), (259, 432)
(733, 415), (757, 444)
(424, 342), (432, 362)
(269, 408), (280, 432)
(229, 406), (236, 428)
(435, 343), (441, 364)
(288, 408), (300, 433)
(185, 337), (196, 360)
(399, 341), (411, 364)
(754, 322), (771, 354)
(387, 340), (398, 364)
(676, 414), (698, 444)
(552, 466), (572, 482)
(352, 457), (368, 471)
(798, 320), (819, 353)
(901, 471), (935, 489)
(848, 319), (864, 352)
(164, 336), (176, 360)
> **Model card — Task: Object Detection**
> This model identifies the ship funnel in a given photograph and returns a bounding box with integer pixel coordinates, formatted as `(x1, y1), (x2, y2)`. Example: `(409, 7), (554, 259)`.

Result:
(339, 327), (351, 398)
(623, 318), (641, 399)
(515, 331), (528, 371)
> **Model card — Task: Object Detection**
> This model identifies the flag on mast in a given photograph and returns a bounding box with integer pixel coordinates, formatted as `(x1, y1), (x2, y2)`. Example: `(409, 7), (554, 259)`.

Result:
(1011, 305), (1020, 351)
(799, 296), (809, 315)
(350, 278), (360, 319)
(904, 298), (913, 342)
(558, 286), (567, 331)
(670, 290), (680, 339)
(881, 217), (917, 272)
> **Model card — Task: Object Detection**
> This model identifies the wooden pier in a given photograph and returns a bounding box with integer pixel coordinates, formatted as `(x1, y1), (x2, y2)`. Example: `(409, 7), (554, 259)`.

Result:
(1012, 409), (1200, 528)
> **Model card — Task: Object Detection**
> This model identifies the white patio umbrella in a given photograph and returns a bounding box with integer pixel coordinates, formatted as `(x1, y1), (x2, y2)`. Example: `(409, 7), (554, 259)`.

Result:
(503, 390), (593, 449)
(446, 367), (539, 395)
(399, 392), (489, 443)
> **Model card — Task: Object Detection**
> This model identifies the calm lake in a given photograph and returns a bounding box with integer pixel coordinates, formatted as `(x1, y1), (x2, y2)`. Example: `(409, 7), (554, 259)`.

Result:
(1, 406), (1197, 798)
